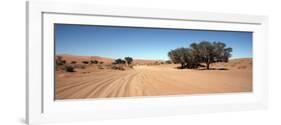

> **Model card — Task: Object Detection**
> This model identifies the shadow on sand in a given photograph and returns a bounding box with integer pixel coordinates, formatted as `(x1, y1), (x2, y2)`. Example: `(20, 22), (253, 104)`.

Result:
(196, 68), (229, 70)
(174, 65), (229, 70)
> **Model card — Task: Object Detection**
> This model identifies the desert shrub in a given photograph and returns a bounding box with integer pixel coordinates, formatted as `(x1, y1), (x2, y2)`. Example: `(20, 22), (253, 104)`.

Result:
(65, 65), (75, 72)
(165, 60), (172, 64)
(56, 61), (64, 66)
(56, 56), (66, 66)
(111, 64), (126, 70)
(71, 61), (77, 64)
(114, 58), (126, 64)
(99, 61), (104, 64)
(154, 61), (160, 65)
(82, 61), (89, 64)
(90, 60), (98, 64)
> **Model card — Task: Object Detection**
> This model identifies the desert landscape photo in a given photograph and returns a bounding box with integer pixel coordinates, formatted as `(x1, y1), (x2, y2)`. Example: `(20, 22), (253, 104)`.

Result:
(55, 24), (253, 100)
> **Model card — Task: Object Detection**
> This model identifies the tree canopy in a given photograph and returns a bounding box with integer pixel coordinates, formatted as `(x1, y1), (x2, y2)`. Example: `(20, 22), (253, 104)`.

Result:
(114, 58), (126, 64)
(124, 57), (133, 64)
(168, 41), (232, 69)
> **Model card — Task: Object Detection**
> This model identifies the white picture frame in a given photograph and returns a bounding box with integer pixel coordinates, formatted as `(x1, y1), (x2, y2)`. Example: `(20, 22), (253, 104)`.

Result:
(26, 1), (268, 124)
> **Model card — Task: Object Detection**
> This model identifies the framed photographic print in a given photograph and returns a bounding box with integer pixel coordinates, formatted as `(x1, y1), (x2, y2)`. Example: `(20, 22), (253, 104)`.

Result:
(26, 1), (268, 124)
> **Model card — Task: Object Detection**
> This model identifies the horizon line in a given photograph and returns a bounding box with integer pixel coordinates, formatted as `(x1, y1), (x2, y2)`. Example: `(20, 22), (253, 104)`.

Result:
(56, 53), (252, 61)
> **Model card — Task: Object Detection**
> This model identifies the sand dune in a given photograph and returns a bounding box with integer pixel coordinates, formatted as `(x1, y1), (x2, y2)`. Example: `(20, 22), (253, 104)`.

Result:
(57, 54), (114, 64)
(57, 54), (164, 65)
(133, 59), (164, 65)
(55, 58), (252, 100)
(211, 58), (252, 70)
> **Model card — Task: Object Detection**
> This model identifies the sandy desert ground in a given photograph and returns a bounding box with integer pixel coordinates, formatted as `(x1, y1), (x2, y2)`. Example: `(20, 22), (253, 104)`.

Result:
(55, 57), (252, 100)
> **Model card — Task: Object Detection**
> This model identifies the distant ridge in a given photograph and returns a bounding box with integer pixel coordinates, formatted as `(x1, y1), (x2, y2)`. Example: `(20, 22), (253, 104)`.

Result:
(211, 58), (252, 70)
(56, 54), (165, 64)
(56, 54), (114, 64)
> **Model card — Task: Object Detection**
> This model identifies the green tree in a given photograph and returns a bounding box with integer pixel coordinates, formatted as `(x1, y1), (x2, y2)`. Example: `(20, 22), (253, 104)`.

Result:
(190, 41), (232, 69)
(114, 58), (126, 64)
(182, 48), (198, 68)
(168, 48), (188, 68)
(124, 57), (133, 65)
(169, 41), (232, 70)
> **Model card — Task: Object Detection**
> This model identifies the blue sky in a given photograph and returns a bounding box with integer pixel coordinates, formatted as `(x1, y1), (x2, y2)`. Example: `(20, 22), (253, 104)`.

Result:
(55, 24), (252, 60)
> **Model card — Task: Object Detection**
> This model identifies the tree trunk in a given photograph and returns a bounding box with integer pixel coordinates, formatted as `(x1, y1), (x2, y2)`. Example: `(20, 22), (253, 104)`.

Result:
(206, 62), (210, 70)
(181, 63), (184, 69)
